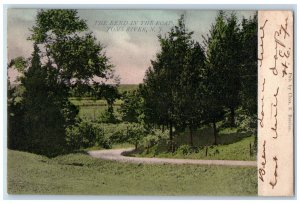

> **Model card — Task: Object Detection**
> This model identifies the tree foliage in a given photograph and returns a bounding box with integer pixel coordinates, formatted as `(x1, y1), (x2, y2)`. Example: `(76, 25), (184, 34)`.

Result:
(203, 11), (243, 128)
(140, 11), (257, 148)
(141, 15), (208, 148)
(8, 9), (114, 156)
(119, 90), (144, 123)
(239, 13), (258, 117)
(29, 9), (114, 86)
(8, 44), (79, 156)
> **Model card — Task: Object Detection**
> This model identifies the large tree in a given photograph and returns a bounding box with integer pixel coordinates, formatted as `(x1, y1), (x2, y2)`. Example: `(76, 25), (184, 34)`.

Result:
(29, 9), (114, 87)
(222, 13), (243, 127)
(239, 13), (258, 152)
(141, 15), (196, 150)
(202, 11), (228, 144)
(203, 11), (242, 128)
(177, 42), (206, 146)
(8, 9), (114, 156)
(20, 44), (78, 156)
(239, 13), (258, 118)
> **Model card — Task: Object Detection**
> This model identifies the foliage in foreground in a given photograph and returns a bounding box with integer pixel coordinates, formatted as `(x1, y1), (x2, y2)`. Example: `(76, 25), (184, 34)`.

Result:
(8, 9), (115, 157)
(66, 120), (150, 150)
(7, 150), (257, 196)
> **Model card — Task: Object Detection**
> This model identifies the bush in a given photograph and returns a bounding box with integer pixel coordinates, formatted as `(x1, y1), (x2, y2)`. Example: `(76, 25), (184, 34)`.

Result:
(98, 109), (120, 124)
(177, 145), (191, 155)
(127, 123), (147, 149)
(66, 119), (112, 150)
(101, 123), (129, 144)
(177, 145), (200, 155)
(142, 129), (169, 149)
(91, 123), (112, 149)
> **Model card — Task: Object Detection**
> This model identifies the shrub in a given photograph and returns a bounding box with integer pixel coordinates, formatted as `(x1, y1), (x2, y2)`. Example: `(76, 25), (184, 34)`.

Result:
(92, 123), (112, 149)
(127, 123), (147, 149)
(177, 145), (191, 155)
(98, 109), (120, 124)
(142, 129), (169, 148)
(101, 123), (129, 144)
(177, 145), (200, 155)
(66, 119), (112, 150)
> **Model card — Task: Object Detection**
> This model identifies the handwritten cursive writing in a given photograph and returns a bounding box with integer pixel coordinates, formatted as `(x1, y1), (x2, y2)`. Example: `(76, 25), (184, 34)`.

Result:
(259, 140), (267, 182)
(271, 87), (279, 139)
(258, 78), (266, 128)
(269, 156), (278, 189)
(269, 18), (291, 77)
(258, 20), (268, 67)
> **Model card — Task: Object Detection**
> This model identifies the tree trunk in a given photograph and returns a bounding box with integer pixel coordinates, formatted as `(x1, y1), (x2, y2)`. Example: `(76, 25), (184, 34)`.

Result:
(213, 121), (217, 145)
(230, 108), (235, 127)
(169, 122), (173, 152)
(189, 126), (194, 147)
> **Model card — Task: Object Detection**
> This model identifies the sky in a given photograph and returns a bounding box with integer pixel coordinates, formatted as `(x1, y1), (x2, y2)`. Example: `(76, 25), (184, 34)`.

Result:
(7, 9), (256, 84)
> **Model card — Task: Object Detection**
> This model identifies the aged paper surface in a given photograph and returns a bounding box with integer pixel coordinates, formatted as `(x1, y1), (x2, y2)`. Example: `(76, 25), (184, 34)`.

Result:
(257, 10), (294, 196)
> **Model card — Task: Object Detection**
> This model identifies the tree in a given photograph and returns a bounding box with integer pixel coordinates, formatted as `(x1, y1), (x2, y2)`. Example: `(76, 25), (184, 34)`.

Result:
(240, 13), (258, 118)
(93, 83), (120, 123)
(7, 82), (25, 150)
(127, 123), (146, 150)
(119, 90), (143, 123)
(202, 11), (228, 144)
(222, 13), (243, 127)
(239, 13), (258, 152)
(8, 9), (114, 156)
(17, 44), (78, 156)
(141, 15), (195, 151)
(177, 42), (206, 146)
(203, 11), (242, 127)
(29, 9), (114, 87)
(8, 56), (28, 72)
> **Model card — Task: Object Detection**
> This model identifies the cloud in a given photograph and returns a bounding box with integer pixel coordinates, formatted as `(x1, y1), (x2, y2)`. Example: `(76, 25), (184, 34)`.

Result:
(7, 9), (256, 84)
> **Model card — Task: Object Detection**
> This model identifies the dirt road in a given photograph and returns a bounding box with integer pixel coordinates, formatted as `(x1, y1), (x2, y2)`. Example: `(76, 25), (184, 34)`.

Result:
(88, 148), (257, 167)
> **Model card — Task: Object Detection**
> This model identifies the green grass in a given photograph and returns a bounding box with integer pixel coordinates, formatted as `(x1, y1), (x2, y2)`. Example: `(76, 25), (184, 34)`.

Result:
(69, 84), (139, 107)
(78, 105), (121, 121)
(7, 150), (257, 196)
(131, 127), (256, 161)
(78, 105), (107, 120)
(176, 126), (253, 147)
(118, 84), (139, 93)
(84, 143), (134, 151)
(69, 98), (123, 106)
(131, 135), (256, 161)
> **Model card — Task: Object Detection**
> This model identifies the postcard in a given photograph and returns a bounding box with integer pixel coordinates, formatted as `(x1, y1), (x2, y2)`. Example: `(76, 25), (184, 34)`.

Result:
(6, 8), (294, 197)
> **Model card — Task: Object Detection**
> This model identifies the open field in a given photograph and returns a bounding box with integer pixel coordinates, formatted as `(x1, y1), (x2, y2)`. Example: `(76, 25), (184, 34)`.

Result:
(69, 98), (121, 121)
(69, 84), (138, 120)
(69, 98), (123, 106)
(77, 105), (121, 121)
(117, 84), (139, 93)
(7, 150), (257, 196)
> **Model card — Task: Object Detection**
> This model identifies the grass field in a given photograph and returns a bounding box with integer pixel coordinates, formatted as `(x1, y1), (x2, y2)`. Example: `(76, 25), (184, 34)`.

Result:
(117, 84), (139, 93)
(130, 127), (256, 161)
(176, 126), (253, 147)
(69, 98), (123, 106)
(130, 135), (256, 161)
(7, 150), (257, 196)
(69, 84), (138, 120)
(77, 105), (121, 121)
